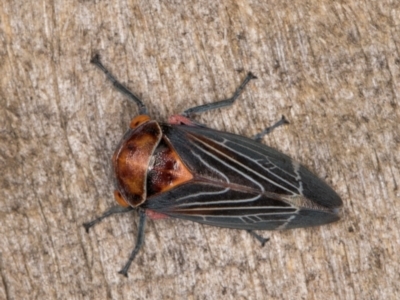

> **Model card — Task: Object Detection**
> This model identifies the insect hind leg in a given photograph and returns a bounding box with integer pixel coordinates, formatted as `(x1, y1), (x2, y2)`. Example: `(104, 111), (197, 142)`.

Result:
(246, 230), (270, 247)
(253, 115), (289, 142)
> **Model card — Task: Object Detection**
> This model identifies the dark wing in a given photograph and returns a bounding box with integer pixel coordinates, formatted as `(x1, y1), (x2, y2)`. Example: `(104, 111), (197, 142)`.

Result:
(143, 124), (342, 230)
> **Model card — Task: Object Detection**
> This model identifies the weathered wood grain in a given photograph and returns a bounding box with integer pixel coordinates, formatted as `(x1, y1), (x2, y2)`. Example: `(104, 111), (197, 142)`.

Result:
(1, 0), (399, 299)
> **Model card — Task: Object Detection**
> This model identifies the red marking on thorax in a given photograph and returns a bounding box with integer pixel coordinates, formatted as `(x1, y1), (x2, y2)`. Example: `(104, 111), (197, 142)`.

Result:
(146, 210), (169, 220)
(168, 115), (197, 125)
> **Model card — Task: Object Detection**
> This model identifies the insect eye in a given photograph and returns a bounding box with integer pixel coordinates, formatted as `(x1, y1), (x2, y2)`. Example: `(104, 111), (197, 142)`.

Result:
(114, 190), (130, 208)
(129, 115), (151, 129)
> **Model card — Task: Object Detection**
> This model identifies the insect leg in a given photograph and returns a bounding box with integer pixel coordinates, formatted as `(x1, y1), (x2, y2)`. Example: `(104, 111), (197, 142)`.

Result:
(253, 115), (289, 142)
(246, 230), (270, 247)
(182, 72), (257, 117)
(90, 54), (148, 115)
(83, 206), (134, 232)
(119, 209), (147, 277)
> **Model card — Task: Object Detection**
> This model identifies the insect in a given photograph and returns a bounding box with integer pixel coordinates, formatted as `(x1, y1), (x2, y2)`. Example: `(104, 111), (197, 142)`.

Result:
(84, 54), (342, 277)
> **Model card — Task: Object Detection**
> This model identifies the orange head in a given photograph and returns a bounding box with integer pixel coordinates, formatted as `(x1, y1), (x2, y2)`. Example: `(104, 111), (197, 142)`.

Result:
(112, 116), (162, 207)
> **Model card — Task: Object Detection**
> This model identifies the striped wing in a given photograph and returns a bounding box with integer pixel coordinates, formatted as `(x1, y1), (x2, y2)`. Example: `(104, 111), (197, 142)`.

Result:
(143, 124), (342, 230)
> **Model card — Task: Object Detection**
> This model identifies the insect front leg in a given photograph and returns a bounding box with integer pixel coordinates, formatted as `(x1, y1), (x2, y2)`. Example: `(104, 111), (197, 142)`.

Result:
(182, 72), (257, 117)
(90, 54), (148, 115)
(83, 207), (147, 277)
(83, 206), (134, 232)
(253, 115), (289, 142)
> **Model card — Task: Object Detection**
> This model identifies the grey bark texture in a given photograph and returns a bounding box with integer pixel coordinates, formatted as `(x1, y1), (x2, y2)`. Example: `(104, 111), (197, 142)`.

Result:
(1, 0), (399, 299)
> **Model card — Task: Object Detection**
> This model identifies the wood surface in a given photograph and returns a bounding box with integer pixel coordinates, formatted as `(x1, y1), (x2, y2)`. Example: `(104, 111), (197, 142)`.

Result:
(1, 0), (399, 299)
